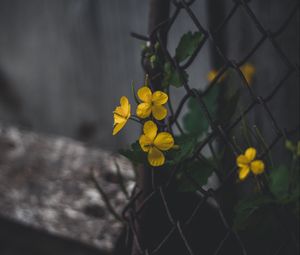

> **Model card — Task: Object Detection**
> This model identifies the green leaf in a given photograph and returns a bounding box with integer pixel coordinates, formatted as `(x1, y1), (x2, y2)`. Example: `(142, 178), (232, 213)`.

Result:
(182, 85), (219, 136)
(166, 135), (197, 164)
(131, 81), (139, 104)
(162, 62), (188, 88)
(233, 195), (276, 231)
(269, 165), (290, 201)
(219, 90), (240, 125)
(175, 31), (203, 62)
(119, 141), (146, 164)
(176, 159), (214, 192)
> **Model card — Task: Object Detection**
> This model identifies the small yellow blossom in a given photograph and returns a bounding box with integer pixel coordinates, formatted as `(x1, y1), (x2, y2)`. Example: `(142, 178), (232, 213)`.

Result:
(207, 69), (218, 82)
(207, 69), (226, 82)
(236, 147), (265, 181)
(139, 120), (174, 167)
(136, 86), (168, 120)
(241, 63), (255, 84)
(113, 96), (131, 135)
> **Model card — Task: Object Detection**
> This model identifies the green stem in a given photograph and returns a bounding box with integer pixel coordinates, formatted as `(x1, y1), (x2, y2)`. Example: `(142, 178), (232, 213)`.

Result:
(129, 116), (142, 124)
(253, 125), (274, 171)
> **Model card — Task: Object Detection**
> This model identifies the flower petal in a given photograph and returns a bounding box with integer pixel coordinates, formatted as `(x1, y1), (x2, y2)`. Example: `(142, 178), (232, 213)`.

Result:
(113, 121), (126, 135)
(122, 98), (131, 119)
(152, 91), (168, 105)
(152, 105), (167, 120)
(136, 102), (151, 119)
(120, 96), (129, 108)
(241, 64), (255, 84)
(137, 86), (152, 103)
(113, 107), (126, 124)
(207, 70), (217, 82)
(148, 147), (165, 167)
(139, 134), (152, 152)
(250, 160), (265, 175)
(236, 155), (250, 167)
(143, 120), (157, 141)
(245, 147), (257, 161)
(238, 166), (250, 181)
(154, 132), (174, 151)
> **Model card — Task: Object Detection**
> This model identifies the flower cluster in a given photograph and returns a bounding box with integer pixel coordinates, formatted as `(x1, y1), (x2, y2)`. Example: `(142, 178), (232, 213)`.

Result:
(113, 84), (174, 167)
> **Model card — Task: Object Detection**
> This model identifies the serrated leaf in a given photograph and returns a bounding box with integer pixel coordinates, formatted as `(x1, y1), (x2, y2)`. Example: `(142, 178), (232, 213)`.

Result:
(269, 165), (290, 201)
(219, 90), (240, 125)
(182, 85), (219, 136)
(119, 141), (146, 164)
(233, 195), (276, 231)
(176, 159), (214, 192)
(162, 62), (188, 88)
(175, 31), (203, 62)
(166, 135), (197, 164)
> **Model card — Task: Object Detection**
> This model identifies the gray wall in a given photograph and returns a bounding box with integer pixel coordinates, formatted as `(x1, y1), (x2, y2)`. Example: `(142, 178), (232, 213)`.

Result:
(0, 0), (211, 151)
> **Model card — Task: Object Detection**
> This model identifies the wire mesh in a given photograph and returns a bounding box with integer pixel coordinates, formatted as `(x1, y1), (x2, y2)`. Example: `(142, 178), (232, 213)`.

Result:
(121, 0), (299, 254)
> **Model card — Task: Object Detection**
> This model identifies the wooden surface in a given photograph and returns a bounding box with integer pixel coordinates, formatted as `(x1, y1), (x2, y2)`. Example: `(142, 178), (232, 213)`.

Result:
(0, 124), (135, 253)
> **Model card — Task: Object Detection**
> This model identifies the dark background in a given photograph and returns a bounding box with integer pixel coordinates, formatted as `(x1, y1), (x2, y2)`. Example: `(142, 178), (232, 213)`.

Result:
(0, 0), (298, 254)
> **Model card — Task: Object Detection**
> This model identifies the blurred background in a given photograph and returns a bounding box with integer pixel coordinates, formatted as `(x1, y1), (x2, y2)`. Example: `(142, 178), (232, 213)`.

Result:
(0, 0), (298, 254)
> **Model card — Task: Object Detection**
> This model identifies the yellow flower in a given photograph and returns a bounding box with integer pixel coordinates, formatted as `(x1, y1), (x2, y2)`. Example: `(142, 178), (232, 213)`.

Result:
(207, 69), (218, 82)
(136, 86), (168, 120)
(113, 96), (131, 135)
(241, 63), (255, 84)
(236, 147), (265, 181)
(207, 69), (226, 82)
(139, 120), (174, 167)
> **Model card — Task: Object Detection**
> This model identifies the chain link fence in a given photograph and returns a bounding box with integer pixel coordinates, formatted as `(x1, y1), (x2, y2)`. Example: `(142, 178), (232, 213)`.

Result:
(116, 0), (299, 254)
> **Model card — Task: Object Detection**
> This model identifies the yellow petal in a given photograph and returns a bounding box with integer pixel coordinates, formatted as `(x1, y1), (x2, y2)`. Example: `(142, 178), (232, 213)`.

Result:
(152, 91), (168, 105)
(154, 132), (174, 151)
(245, 147), (257, 161)
(238, 166), (250, 181)
(241, 64), (255, 84)
(113, 107), (126, 124)
(236, 155), (250, 167)
(152, 105), (167, 120)
(113, 121), (126, 135)
(143, 120), (157, 141)
(207, 70), (218, 82)
(137, 86), (152, 103)
(114, 96), (130, 125)
(139, 134), (152, 152)
(120, 96), (130, 113)
(250, 160), (265, 175)
(136, 102), (152, 119)
(148, 147), (165, 167)
(127, 103), (131, 119)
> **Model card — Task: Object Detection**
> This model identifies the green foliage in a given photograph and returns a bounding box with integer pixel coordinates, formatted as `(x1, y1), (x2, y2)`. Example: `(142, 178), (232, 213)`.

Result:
(234, 154), (300, 233)
(175, 31), (203, 62)
(233, 195), (276, 231)
(119, 141), (146, 164)
(166, 135), (197, 164)
(219, 89), (240, 125)
(162, 62), (188, 88)
(269, 165), (290, 201)
(131, 81), (140, 104)
(182, 85), (219, 137)
(176, 158), (214, 192)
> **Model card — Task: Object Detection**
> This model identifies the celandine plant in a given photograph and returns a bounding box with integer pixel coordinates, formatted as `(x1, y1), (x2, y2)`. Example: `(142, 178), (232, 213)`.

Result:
(112, 31), (299, 252)
(113, 84), (175, 167)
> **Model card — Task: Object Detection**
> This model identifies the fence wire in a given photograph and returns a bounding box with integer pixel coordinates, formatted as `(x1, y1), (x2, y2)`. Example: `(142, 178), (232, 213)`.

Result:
(121, 0), (299, 254)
